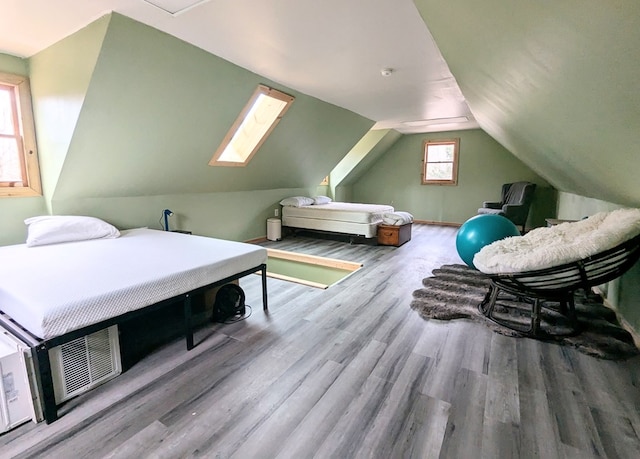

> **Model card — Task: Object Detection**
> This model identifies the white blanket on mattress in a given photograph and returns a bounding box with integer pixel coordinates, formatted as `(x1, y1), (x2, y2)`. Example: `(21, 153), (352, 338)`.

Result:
(382, 211), (413, 226)
(474, 208), (640, 274)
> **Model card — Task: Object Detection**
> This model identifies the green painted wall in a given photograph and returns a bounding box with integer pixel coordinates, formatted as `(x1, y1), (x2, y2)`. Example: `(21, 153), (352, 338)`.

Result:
(19, 13), (372, 242)
(352, 129), (553, 227)
(557, 193), (622, 219)
(330, 129), (389, 200)
(414, 0), (640, 208)
(0, 53), (47, 245)
(557, 192), (640, 335)
(0, 53), (28, 75)
(28, 15), (109, 211)
(330, 129), (402, 202)
(618, 262), (640, 340)
(51, 188), (313, 241)
(0, 196), (47, 246)
(51, 14), (372, 201)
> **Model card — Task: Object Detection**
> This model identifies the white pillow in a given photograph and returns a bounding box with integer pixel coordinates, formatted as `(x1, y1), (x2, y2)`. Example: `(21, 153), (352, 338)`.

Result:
(279, 196), (315, 207)
(313, 196), (332, 205)
(25, 215), (120, 247)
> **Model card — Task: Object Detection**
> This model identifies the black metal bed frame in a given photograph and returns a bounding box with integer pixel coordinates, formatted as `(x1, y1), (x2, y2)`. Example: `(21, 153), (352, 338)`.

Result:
(0, 264), (268, 424)
(478, 233), (640, 336)
(283, 227), (379, 246)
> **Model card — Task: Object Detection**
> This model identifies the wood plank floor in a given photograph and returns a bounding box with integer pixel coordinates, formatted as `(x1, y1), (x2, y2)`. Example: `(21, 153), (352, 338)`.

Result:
(2, 224), (640, 458)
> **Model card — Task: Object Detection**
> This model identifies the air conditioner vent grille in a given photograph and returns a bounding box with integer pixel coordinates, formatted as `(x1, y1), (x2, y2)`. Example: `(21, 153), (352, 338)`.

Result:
(50, 326), (122, 403)
(59, 338), (91, 394)
(87, 330), (116, 380)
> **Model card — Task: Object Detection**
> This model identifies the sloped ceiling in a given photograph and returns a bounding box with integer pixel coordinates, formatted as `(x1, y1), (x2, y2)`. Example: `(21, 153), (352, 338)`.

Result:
(34, 14), (373, 201)
(330, 129), (403, 191)
(414, 0), (640, 207)
(1, 0), (478, 135)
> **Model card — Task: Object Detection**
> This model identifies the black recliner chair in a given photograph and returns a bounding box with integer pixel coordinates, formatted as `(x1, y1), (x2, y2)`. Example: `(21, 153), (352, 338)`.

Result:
(478, 181), (536, 233)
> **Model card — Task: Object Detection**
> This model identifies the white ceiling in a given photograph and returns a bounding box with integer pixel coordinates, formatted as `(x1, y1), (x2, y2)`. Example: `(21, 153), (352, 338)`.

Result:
(1, 0), (478, 134)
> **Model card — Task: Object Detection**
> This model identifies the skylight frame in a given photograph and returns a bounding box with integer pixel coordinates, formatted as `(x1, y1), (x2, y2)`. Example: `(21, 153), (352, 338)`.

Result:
(209, 85), (294, 167)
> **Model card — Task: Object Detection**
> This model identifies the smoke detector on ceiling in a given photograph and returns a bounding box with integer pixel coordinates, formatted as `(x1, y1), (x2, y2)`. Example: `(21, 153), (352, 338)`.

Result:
(380, 68), (394, 77)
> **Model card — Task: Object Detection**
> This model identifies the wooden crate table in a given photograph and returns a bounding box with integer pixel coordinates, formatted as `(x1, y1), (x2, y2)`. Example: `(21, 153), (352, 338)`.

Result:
(377, 223), (412, 247)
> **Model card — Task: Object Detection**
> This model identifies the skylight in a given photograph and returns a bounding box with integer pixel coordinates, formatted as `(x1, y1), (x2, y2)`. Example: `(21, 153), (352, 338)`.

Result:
(210, 85), (294, 167)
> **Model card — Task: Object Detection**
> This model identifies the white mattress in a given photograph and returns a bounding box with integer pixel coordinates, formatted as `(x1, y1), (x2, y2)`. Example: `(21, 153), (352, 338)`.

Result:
(282, 202), (394, 224)
(0, 228), (267, 339)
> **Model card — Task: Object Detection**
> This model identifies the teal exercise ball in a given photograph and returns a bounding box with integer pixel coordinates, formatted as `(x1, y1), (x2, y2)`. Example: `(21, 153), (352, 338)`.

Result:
(456, 214), (520, 269)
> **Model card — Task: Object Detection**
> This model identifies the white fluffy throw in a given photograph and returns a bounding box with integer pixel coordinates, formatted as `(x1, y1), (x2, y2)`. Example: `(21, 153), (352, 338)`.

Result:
(474, 208), (640, 274)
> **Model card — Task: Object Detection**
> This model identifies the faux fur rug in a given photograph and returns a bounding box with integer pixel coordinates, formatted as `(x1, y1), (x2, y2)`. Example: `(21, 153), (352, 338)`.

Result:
(411, 264), (640, 360)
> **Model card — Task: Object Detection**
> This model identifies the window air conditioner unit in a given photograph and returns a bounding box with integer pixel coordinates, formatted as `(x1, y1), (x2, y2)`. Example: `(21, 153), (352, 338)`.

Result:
(49, 326), (122, 404)
(0, 330), (42, 432)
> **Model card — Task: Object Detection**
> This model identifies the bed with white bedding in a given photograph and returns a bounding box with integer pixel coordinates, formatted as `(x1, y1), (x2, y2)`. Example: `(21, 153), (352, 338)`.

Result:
(282, 201), (394, 238)
(0, 226), (268, 423)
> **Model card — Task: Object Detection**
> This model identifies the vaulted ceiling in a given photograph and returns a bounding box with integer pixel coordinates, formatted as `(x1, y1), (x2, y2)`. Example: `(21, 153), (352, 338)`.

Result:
(1, 0), (478, 134)
(414, 0), (640, 207)
(2, 0), (639, 207)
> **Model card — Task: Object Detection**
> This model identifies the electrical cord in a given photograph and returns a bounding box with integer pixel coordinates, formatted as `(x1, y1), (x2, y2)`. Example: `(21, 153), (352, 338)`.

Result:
(218, 305), (252, 324)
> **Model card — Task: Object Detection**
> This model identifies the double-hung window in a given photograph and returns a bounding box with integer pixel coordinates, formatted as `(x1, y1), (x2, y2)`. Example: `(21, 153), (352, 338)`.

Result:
(421, 138), (459, 185)
(0, 72), (41, 197)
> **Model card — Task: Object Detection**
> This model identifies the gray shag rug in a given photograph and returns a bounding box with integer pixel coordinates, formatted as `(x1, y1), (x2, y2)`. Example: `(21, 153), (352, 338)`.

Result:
(411, 264), (640, 360)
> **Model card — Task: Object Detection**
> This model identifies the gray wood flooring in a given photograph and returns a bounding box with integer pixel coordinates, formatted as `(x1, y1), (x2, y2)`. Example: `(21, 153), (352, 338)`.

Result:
(2, 224), (640, 458)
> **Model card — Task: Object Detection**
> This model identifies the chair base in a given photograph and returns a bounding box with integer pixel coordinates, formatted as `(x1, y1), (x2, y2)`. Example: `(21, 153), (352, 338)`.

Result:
(478, 282), (581, 338)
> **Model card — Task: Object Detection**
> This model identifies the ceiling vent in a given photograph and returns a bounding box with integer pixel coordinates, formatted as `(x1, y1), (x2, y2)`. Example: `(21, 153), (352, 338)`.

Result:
(402, 116), (469, 127)
(143, 0), (212, 15)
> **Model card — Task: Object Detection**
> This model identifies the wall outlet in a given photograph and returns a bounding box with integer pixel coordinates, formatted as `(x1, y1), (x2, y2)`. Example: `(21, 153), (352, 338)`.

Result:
(274, 208), (279, 217)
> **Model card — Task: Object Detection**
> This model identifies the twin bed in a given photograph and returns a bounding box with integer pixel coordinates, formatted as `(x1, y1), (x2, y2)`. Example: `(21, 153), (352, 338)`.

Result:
(0, 226), (268, 423)
(281, 198), (395, 238)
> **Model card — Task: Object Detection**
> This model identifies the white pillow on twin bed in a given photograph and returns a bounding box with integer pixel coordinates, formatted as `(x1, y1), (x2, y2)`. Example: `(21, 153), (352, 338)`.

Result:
(279, 196), (315, 207)
(313, 196), (332, 205)
(25, 215), (121, 247)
